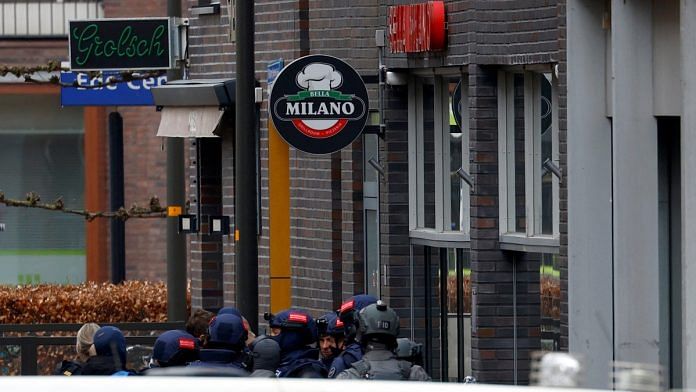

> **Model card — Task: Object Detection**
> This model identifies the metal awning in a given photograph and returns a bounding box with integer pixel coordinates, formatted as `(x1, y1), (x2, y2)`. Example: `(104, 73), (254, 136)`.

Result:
(156, 107), (226, 138)
(152, 79), (236, 138)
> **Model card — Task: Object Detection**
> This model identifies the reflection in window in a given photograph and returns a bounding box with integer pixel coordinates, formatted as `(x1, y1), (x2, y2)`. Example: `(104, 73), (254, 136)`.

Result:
(540, 253), (561, 351)
(540, 74), (553, 235)
(513, 74), (526, 232)
(448, 79), (464, 231)
(422, 79), (436, 229)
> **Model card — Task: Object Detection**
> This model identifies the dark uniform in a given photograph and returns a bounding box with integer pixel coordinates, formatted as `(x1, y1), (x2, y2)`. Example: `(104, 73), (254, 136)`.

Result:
(80, 326), (134, 376)
(150, 330), (199, 368)
(328, 294), (377, 378)
(336, 301), (430, 381)
(187, 313), (250, 374)
(266, 309), (327, 378)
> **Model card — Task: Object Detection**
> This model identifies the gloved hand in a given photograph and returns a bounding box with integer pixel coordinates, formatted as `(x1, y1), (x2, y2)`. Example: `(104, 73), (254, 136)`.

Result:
(250, 335), (281, 372)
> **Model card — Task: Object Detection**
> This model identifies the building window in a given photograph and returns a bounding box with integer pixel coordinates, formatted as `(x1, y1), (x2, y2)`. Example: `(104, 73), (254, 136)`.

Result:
(498, 70), (559, 247)
(409, 73), (470, 240)
(0, 94), (85, 284)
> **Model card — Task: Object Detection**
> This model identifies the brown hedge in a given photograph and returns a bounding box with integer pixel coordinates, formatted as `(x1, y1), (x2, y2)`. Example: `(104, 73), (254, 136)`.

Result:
(0, 281), (179, 324)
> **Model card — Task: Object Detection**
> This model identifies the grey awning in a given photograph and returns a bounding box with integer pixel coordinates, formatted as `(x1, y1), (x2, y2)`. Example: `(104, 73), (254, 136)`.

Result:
(157, 107), (225, 138)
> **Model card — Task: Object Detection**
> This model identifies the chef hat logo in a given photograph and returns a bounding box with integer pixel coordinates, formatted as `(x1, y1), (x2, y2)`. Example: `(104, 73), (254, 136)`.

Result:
(296, 63), (343, 91)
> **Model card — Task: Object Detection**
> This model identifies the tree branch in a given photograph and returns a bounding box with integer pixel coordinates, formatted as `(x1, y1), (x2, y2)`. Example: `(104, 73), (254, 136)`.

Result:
(0, 192), (172, 222)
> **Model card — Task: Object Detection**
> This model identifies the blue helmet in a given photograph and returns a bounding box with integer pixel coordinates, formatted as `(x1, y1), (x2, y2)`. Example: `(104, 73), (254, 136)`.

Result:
(338, 294), (378, 340)
(217, 307), (242, 318)
(317, 312), (345, 338)
(266, 309), (317, 354)
(152, 330), (199, 367)
(207, 313), (248, 350)
(93, 326), (127, 368)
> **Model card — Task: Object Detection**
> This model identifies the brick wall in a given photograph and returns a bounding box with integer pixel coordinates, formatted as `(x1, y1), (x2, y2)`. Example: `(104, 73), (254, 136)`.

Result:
(186, 0), (378, 317)
(186, 1), (567, 384)
(557, 0), (569, 353)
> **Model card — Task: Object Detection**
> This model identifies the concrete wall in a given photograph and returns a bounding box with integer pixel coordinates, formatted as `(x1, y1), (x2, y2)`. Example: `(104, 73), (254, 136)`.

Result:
(680, 0), (696, 387)
(611, 0), (660, 366)
(567, 0), (614, 387)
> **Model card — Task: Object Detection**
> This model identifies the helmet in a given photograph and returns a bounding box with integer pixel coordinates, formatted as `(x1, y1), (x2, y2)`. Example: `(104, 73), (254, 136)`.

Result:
(249, 335), (281, 372)
(207, 314), (248, 350)
(152, 330), (199, 367)
(217, 307), (242, 317)
(338, 294), (377, 341)
(317, 312), (345, 337)
(395, 337), (423, 366)
(266, 309), (317, 353)
(356, 301), (399, 348)
(93, 326), (127, 368)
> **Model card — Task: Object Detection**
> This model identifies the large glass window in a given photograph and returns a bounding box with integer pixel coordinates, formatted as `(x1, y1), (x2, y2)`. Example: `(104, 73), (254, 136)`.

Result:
(0, 95), (85, 285)
(421, 79), (436, 229)
(410, 73), (470, 237)
(498, 70), (559, 241)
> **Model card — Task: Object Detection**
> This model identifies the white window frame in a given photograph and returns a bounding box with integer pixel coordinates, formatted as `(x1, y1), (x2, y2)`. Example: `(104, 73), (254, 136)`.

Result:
(498, 69), (560, 252)
(408, 70), (470, 244)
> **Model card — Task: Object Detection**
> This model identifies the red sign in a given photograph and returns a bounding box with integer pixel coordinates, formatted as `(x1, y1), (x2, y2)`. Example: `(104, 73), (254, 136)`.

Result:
(388, 1), (446, 53)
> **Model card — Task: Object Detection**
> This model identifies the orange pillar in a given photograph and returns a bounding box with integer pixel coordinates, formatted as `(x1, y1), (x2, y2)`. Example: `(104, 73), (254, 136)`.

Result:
(268, 120), (291, 311)
(84, 107), (109, 282)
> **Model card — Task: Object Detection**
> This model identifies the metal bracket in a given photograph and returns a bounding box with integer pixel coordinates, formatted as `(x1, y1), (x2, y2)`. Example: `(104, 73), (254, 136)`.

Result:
(542, 158), (563, 183)
(368, 158), (385, 177)
(191, 1), (221, 16)
(456, 167), (475, 190)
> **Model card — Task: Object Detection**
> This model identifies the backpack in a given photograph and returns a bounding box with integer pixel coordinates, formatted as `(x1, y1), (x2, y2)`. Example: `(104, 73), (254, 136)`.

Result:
(350, 359), (412, 380)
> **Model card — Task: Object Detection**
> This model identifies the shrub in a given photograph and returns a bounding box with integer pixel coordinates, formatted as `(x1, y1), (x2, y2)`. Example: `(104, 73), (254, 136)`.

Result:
(0, 281), (188, 375)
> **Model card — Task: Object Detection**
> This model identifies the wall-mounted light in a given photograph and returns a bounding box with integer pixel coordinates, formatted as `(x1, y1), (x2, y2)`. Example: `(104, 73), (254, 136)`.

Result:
(368, 158), (385, 177)
(542, 158), (563, 183)
(208, 215), (231, 235)
(456, 167), (475, 190)
(385, 71), (408, 86)
(178, 215), (198, 234)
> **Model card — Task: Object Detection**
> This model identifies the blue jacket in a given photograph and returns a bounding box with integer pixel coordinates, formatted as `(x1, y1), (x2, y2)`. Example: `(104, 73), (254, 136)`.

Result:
(188, 348), (249, 372)
(328, 342), (362, 378)
(276, 347), (327, 378)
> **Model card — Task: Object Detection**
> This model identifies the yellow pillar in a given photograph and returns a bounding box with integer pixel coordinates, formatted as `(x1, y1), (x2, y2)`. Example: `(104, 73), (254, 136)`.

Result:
(268, 120), (291, 312)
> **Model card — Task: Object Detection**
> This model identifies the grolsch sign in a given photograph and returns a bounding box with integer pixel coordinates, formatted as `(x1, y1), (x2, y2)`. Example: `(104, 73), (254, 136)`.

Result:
(269, 55), (369, 155)
(69, 18), (174, 71)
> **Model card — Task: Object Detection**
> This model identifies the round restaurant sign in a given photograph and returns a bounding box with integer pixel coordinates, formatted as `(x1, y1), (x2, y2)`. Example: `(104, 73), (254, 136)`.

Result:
(269, 55), (369, 155)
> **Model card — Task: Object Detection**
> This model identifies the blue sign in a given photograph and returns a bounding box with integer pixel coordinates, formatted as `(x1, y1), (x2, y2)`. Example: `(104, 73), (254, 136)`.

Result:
(267, 59), (284, 93)
(60, 71), (167, 106)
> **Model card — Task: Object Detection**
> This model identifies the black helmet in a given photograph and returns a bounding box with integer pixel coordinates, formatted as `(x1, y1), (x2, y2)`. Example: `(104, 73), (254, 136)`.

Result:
(338, 294), (377, 342)
(355, 301), (399, 348)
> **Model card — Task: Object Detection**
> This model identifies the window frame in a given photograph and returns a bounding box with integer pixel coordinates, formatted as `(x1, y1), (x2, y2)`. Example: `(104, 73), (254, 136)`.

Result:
(408, 69), (470, 245)
(498, 69), (560, 252)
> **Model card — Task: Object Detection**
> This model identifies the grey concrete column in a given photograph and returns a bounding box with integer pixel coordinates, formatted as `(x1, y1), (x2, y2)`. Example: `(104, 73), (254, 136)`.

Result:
(680, 0), (696, 387)
(567, 1), (614, 388)
(611, 0), (660, 366)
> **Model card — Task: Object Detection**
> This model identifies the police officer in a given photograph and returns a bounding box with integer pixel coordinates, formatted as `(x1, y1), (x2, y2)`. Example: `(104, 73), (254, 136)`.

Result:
(328, 294), (377, 378)
(266, 309), (327, 378)
(248, 335), (281, 377)
(150, 330), (199, 368)
(80, 326), (133, 376)
(395, 337), (424, 367)
(187, 313), (250, 374)
(336, 301), (430, 381)
(317, 312), (345, 368)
